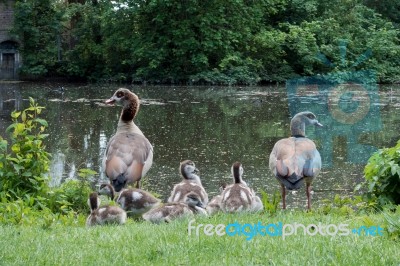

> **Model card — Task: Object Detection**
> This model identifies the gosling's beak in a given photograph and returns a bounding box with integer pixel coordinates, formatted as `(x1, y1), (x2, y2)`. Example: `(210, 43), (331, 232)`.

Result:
(194, 167), (199, 174)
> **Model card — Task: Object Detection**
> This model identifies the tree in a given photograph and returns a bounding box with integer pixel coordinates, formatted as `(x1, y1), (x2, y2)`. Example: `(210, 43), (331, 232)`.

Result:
(12, 0), (62, 77)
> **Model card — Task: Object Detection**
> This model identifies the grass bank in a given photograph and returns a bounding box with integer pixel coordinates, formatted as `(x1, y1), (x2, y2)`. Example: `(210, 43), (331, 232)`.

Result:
(0, 211), (398, 265)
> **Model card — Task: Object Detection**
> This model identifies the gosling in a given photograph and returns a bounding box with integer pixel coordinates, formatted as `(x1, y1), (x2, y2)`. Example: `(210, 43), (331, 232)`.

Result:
(143, 192), (207, 224)
(221, 162), (263, 213)
(86, 192), (127, 226)
(99, 183), (161, 217)
(168, 160), (208, 206)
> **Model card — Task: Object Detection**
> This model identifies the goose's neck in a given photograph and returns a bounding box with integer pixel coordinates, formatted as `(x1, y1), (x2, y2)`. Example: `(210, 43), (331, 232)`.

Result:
(233, 175), (245, 184)
(89, 194), (99, 211)
(233, 166), (242, 184)
(108, 186), (116, 201)
(290, 118), (305, 137)
(117, 120), (144, 135)
(116, 94), (143, 135)
(121, 95), (139, 122)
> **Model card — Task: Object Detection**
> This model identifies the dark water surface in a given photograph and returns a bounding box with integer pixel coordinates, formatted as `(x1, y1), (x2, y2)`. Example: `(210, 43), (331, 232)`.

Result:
(1, 82), (399, 209)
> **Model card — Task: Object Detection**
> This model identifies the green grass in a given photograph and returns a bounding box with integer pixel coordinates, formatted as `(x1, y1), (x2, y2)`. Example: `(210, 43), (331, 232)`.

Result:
(0, 211), (399, 266)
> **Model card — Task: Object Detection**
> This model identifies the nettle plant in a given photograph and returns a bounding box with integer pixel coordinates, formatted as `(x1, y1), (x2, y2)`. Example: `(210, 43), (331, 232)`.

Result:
(0, 97), (50, 202)
(356, 140), (400, 208)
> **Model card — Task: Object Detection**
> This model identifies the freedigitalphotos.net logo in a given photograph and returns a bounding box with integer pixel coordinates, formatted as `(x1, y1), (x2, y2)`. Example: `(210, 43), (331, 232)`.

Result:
(188, 219), (384, 241)
(286, 40), (381, 166)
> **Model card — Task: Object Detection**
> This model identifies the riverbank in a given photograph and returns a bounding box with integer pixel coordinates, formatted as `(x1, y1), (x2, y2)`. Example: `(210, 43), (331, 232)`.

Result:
(0, 210), (398, 265)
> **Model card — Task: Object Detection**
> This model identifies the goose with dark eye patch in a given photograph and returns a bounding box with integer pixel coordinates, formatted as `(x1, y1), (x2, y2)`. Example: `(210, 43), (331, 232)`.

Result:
(220, 162), (263, 213)
(269, 111), (322, 210)
(142, 192), (207, 224)
(86, 192), (126, 226)
(167, 160), (208, 207)
(103, 88), (153, 192)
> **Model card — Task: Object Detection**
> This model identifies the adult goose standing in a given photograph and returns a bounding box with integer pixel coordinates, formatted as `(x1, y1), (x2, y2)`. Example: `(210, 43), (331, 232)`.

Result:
(86, 192), (127, 226)
(99, 183), (161, 217)
(220, 162), (263, 213)
(269, 111), (322, 210)
(167, 160), (208, 206)
(103, 88), (153, 192)
(143, 192), (207, 224)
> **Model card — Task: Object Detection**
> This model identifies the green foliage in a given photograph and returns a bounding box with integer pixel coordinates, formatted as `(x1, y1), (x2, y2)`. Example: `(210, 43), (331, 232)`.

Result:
(12, 0), (62, 78)
(0, 100), (94, 225)
(364, 0), (400, 25)
(382, 206), (400, 240)
(260, 190), (281, 215)
(60, 2), (106, 81)
(0, 198), (86, 227)
(47, 169), (96, 214)
(11, 0), (400, 83)
(317, 194), (367, 215)
(0, 198), (51, 226)
(356, 140), (400, 208)
(0, 97), (50, 202)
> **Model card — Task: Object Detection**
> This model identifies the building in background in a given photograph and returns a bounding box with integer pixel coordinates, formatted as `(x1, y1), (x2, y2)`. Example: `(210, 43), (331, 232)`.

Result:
(0, 0), (20, 80)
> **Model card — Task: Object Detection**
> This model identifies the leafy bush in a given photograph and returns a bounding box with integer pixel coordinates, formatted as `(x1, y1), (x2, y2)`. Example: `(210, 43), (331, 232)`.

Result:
(0, 198), (86, 227)
(0, 97), (50, 202)
(0, 99), (94, 225)
(356, 140), (400, 208)
(47, 169), (95, 214)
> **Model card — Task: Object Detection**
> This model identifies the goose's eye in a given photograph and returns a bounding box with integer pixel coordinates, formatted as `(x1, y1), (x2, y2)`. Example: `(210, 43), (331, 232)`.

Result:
(116, 91), (124, 98)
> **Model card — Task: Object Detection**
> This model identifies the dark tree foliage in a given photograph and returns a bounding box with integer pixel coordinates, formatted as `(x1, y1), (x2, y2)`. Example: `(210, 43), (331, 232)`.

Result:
(11, 0), (400, 84)
(364, 0), (400, 26)
(12, 0), (62, 78)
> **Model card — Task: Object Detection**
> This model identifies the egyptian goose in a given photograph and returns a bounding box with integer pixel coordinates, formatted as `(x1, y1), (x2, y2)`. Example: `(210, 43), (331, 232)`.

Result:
(86, 192), (127, 226)
(143, 192), (207, 224)
(103, 88), (153, 192)
(269, 111), (322, 210)
(220, 162), (263, 213)
(167, 160), (208, 206)
(99, 183), (161, 217)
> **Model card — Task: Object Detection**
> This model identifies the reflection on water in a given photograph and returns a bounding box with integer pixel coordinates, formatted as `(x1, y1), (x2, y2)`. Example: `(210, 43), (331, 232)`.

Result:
(0, 82), (399, 209)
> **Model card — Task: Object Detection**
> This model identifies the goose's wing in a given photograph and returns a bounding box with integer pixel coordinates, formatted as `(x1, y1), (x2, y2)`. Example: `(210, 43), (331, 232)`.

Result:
(294, 138), (321, 178)
(269, 138), (296, 177)
(104, 133), (153, 184)
(269, 137), (321, 189)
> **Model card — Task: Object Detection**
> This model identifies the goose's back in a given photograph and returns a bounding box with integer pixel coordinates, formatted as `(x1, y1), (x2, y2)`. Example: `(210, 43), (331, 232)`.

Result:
(104, 133), (153, 181)
(269, 137), (321, 178)
(168, 180), (208, 205)
(221, 184), (253, 212)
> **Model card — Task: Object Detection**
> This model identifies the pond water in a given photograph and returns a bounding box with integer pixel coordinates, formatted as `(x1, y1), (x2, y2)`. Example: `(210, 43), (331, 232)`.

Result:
(1, 82), (399, 209)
